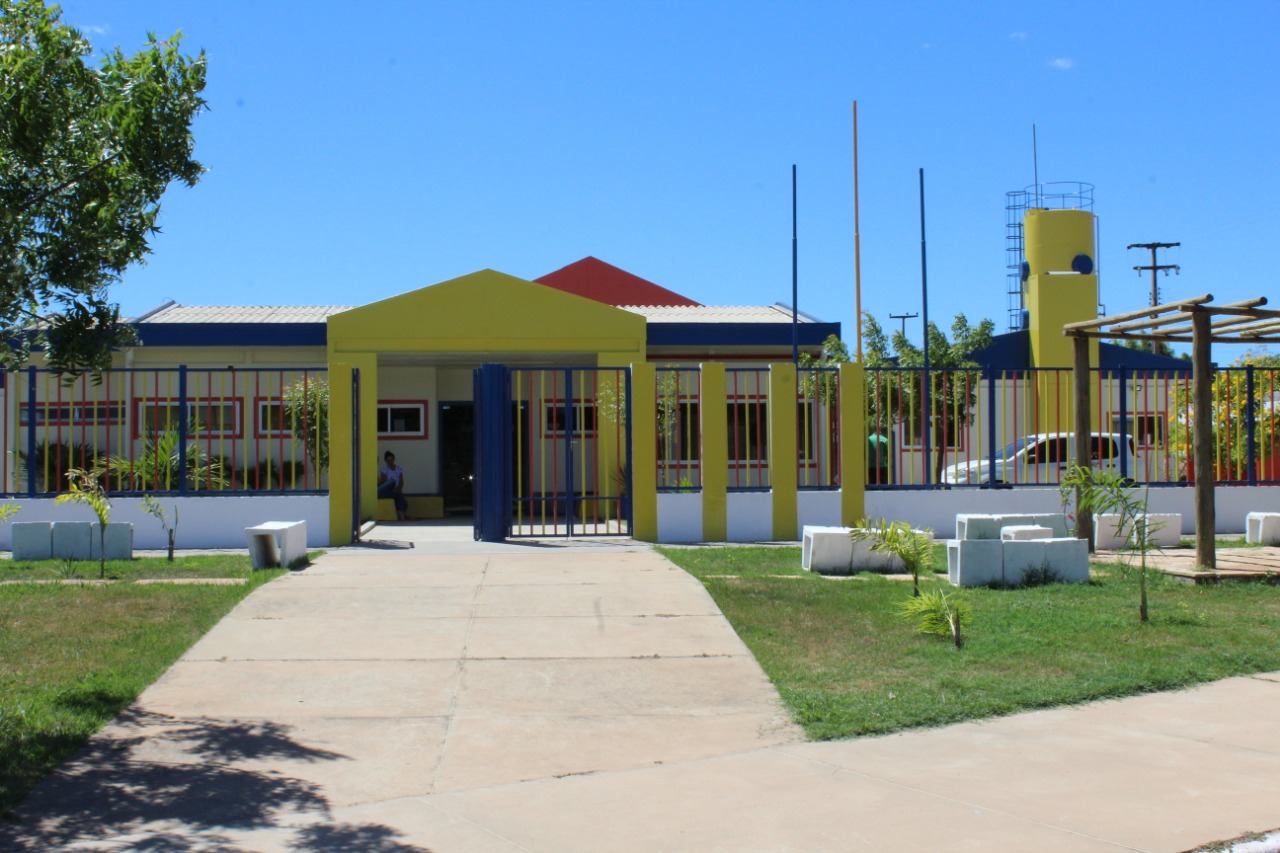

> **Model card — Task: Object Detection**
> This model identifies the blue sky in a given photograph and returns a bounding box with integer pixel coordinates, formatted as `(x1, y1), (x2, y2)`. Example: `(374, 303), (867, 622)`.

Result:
(58, 0), (1280, 353)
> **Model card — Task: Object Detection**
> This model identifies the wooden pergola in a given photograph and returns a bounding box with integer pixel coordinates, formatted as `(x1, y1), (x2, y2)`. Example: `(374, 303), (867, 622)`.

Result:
(1064, 294), (1280, 569)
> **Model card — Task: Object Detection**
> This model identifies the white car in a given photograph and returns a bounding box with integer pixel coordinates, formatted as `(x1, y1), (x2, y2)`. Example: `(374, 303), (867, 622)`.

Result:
(942, 432), (1137, 485)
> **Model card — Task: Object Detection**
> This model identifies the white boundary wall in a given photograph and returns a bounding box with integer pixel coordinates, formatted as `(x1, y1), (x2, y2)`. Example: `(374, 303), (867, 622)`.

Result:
(656, 485), (1280, 543)
(0, 496), (329, 550)
(870, 486), (1280, 539)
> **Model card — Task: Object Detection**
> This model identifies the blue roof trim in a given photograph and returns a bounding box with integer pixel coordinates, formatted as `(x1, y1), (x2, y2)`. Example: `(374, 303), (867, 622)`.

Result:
(133, 323), (330, 347)
(646, 321), (841, 348)
(1098, 342), (1190, 371)
(968, 331), (1190, 373)
(969, 331), (1030, 371)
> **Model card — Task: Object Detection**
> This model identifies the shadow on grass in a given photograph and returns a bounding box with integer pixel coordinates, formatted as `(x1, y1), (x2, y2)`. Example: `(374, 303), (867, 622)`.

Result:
(0, 708), (432, 852)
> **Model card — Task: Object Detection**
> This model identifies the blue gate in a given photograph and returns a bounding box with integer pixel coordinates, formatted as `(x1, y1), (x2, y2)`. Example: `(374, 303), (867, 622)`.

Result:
(473, 364), (632, 540)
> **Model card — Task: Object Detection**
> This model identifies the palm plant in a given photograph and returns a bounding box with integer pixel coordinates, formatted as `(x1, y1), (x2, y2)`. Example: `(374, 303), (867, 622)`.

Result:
(1061, 464), (1161, 622)
(97, 424), (227, 492)
(849, 517), (934, 597)
(56, 468), (111, 579)
(899, 589), (970, 649)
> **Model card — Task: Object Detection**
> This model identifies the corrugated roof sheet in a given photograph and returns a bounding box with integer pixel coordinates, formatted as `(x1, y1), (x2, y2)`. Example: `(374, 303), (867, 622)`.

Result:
(134, 305), (354, 324)
(620, 304), (821, 323)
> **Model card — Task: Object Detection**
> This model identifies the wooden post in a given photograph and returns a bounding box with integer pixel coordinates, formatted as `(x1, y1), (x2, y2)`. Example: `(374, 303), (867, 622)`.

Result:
(1072, 334), (1094, 550)
(1192, 310), (1216, 570)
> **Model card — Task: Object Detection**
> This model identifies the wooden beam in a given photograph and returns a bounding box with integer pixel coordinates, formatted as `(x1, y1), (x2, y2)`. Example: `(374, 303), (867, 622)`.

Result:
(1193, 310), (1216, 571)
(1107, 298), (1270, 334)
(1062, 294), (1213, 333)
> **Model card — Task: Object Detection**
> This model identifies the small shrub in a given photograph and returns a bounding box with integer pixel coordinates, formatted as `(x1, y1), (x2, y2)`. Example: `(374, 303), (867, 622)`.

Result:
(898, 589), (971, 649)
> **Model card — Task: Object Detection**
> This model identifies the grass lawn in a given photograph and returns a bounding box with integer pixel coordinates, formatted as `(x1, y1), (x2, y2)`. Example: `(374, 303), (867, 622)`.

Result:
(0, 553), (263, 582)
(0, 556), (282, 816)
(658, 545), (1280, 741)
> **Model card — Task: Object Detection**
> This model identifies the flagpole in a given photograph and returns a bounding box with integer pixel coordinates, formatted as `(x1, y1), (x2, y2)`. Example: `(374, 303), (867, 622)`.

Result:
(792, 164), (799, 365)
(853, 101), (863, 361)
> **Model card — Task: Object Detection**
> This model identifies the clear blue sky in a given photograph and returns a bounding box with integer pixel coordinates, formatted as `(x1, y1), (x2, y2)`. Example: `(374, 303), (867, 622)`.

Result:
(57, 0), (1280, 353)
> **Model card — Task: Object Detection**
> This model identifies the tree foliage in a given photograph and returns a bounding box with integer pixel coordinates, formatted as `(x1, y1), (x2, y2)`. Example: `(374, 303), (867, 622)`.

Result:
(1169, 348), (1280, 479)
(863, 312), (994, 482)
(0, 0), (207, 376)
(282, 377), (330, 475)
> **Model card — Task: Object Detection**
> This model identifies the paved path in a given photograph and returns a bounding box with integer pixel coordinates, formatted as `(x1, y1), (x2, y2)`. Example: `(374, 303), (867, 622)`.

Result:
(4, 531), (1280, 851)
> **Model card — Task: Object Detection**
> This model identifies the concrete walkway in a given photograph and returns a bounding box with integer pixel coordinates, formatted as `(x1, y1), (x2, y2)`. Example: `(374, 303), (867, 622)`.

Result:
(4, 527), (1280, 851)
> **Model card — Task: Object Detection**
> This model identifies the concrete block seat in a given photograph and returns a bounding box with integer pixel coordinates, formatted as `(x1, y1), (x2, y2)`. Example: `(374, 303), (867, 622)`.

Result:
(11, 521), (52, 561)
(802, 525), (934, 575)
(955, 513), (1070, 540)
(949, 512), (1088, 588)
(1095, 513), (1182, 549)
(246, 521), (308, 569)
(948, 536), (1088, 587)
(1246, 512), (1280, 546)
(1001, 525), (1053, 541)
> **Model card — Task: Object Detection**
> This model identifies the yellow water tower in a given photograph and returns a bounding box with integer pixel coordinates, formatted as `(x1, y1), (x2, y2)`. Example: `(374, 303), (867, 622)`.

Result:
(1024, 207), (1098, 371)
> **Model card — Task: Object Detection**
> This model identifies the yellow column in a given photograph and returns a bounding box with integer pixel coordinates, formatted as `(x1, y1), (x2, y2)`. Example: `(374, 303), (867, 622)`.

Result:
(328, 363), (354, 545)
(701, 363), (727, 542)
(770, 363), (797, 541)
(841, 362), (866, 525)
(630, 363), (657, 541)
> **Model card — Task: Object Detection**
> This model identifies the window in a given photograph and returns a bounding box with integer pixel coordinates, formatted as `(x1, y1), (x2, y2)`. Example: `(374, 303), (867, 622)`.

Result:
(19, 402), (125, 426)
(377, 401), (427, 438)
(1091, 435), (1122, 460)
(544, 400), (596, 436)
(657, 400), (700, 462)
(257, 399), (305, 437)
(1111, 414), (1165, 448)
(727, 400), (767, 463)
(137, 400), (242, 437)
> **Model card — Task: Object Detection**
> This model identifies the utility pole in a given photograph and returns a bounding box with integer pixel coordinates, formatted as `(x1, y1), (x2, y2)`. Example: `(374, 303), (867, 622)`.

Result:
(1127, 241), (1180, 352)
(889, 312), (918, 338)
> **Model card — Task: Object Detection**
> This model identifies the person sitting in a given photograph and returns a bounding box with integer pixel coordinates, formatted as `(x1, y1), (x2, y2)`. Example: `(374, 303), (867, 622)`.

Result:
(377, 451), (409, 520)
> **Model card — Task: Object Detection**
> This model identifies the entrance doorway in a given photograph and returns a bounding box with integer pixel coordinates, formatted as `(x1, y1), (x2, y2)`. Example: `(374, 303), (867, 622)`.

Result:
(439, 402), (474, 515)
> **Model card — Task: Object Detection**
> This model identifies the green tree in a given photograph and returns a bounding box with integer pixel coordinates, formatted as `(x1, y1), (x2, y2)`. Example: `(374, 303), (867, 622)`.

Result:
(282, 377), (330, 476)
(1061, 464), (1161, 622)
(864, 312), (994, 483)
(0, 0), (207, 376)
(1170, 349), (1280, 481)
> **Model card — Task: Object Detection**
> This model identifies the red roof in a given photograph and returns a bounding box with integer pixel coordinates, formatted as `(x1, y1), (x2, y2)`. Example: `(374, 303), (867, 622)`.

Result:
(535, 257), (701, 307)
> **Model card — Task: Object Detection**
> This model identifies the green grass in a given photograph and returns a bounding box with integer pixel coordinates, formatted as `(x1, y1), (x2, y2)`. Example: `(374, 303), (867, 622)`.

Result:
(0, 556), (282, 815)
(659, 545), (1280, 741)
(0, 553), (261, 582)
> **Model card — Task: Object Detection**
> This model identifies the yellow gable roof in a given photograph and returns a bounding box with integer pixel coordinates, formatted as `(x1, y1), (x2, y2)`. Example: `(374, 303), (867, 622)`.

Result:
(327, 269), (646, 358)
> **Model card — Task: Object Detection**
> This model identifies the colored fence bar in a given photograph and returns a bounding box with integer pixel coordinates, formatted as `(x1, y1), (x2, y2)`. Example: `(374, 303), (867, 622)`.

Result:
(4, 366), (329, 496)
(507, 366), (631, 538)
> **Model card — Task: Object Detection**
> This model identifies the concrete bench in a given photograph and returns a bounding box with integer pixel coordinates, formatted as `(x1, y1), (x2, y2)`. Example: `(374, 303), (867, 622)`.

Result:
(948, 536), (1089, 587)
(246, 521), (308, 569)
(1246, 512), (1280, 546)
(802, 525), (934, 575)
(12, 521), (52, 561)
(1095, 513), (1182, 549)
(955, 513), (1070, 540)
(1001, 525), (1053, 541)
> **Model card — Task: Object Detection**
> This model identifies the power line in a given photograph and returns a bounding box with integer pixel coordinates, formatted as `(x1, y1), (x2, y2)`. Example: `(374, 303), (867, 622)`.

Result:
(1127, 241), (1180, 353)
(889, 312), (918, 337)
(1127, 241), (1180, 307)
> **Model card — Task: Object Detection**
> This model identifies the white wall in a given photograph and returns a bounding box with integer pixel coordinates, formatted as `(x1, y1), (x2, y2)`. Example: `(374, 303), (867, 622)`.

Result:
(0, 495), (330, 550)
(867, 486), (1277, 539)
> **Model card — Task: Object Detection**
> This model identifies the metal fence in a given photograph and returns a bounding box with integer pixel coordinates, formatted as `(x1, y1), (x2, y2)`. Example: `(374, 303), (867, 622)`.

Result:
(3, 366), (328, 496)
(644, 363), (1280, 492)
(868, 365), (1280, 488)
